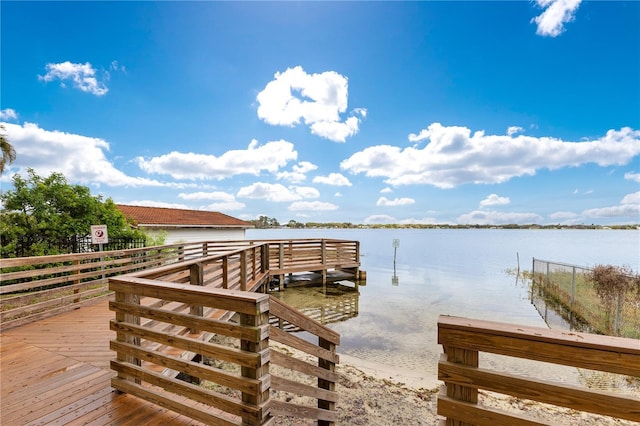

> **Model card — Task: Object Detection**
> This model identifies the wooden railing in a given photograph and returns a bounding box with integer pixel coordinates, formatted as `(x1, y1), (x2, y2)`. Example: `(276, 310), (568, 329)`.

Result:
(255, 238), (360, 279)
(0, 239), (359, 330)
(109, 257), (341, 425)
(437, 315), (640, 425)
(2, 238), (356, 424)
(268, 296), (340, 425)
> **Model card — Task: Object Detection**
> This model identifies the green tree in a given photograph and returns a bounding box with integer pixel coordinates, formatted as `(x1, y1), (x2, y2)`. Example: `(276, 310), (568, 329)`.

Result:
(249, 215), (281, 229)
(1, 169), (145, 257)
(0, 125), (16, 174)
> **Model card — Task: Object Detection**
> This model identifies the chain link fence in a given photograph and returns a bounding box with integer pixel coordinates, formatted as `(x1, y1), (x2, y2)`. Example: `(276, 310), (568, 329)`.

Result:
(532, 258), (640, 338)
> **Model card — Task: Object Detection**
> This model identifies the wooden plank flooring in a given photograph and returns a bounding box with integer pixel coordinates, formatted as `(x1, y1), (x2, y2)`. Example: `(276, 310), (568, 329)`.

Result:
(1, 299), (207, 425)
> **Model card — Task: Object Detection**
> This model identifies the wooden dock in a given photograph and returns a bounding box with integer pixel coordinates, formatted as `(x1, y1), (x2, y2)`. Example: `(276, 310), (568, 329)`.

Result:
(1, 238), (359, 425)
(1, 298), (211, 425)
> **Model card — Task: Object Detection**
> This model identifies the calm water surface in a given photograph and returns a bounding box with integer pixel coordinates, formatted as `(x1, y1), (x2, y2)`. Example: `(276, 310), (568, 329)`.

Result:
(247, 228), (640, 390)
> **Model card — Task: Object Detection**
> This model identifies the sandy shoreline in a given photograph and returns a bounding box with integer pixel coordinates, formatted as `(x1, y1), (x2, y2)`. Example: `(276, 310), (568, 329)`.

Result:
(272, 352), (637, 425)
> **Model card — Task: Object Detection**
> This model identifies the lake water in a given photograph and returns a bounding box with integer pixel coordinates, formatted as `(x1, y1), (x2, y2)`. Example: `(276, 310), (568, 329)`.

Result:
(247, 228), (640, 391)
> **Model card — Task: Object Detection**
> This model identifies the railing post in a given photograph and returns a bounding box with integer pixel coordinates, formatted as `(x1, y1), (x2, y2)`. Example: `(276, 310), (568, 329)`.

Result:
(443, 345), (478, 426)
(202, 242), (208, 258)
(252, 246), (257, 282)
(261, 243), (269, 273)
(114, 289), (141, 385)
(321, 240), (327, 286)
(240, 250), (248, 291)
(222, 256), (229, 289)
(318, 337), (336, 426)
(240, 305), (271, 425)
(279, 243), (284, 290)
(73, 259), (81, 304)
(189, 263), (204, 333)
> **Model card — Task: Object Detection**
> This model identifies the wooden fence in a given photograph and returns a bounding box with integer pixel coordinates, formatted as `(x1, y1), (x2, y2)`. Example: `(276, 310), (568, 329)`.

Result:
(0, 239), (359, 330)
(109, 250), (341, 425)
(437, 315), (640, 425)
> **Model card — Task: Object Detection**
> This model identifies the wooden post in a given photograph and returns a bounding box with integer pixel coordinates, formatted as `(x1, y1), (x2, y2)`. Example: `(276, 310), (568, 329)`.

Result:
(222, 256), (229, 289)
(114, 289), (141, 386)
(443, 345), (478, 426)
(73, 259), (81, 304)
(189, 263), (204, 333)
(240, 307), (271, 425)
(202, 242), (208, 258)
(318, 337), (336, 426)
(321, 240), (327, 287)
(252, 246), (257, 283)
(279, 243), (285, 292)
(240, 250), (248, 291)
(261, 243), (269, 273)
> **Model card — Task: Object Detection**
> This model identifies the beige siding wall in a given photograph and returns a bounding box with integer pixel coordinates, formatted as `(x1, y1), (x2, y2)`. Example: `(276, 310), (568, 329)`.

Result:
(144, 228), (246, 245)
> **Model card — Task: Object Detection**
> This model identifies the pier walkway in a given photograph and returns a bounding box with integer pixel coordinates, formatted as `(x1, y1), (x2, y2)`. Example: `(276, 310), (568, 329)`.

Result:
(1, 238), (361, 425)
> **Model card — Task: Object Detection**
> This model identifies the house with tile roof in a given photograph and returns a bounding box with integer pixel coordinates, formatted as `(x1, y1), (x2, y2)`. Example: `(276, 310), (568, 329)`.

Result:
(116, 205), (253, 244)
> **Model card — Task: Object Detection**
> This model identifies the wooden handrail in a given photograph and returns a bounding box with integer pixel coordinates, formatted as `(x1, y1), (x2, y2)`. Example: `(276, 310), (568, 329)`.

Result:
(437, 315), (640, 424)
(3, 238), (355, 424)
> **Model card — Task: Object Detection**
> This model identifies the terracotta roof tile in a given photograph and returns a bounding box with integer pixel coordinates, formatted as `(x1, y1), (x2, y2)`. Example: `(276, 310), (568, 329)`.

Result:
(116, 205), (253, 228)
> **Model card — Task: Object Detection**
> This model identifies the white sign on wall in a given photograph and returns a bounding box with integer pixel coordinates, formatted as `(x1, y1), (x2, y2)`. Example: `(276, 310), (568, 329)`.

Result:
(91, 225), (109, 244)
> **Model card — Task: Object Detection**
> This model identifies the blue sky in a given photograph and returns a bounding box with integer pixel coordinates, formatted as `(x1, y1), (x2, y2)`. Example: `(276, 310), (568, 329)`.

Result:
(2, 1), (639, 226)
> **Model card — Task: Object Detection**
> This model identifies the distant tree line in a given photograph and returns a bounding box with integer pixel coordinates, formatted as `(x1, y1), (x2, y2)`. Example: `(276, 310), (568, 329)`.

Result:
(252, 221), (637, 230)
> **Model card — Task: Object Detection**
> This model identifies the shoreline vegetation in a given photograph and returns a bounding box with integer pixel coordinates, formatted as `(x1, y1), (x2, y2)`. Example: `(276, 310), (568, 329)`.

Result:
(249, 217), (639, 230)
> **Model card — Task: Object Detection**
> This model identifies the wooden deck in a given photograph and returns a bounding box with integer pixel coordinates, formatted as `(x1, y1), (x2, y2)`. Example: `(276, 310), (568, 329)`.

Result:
(1, 239), (357, 425)
(1, 298), (211, 426)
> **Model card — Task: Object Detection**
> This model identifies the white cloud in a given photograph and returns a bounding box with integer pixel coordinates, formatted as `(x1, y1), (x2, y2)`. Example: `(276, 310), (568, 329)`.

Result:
(621, 191), (640, 206)
(334, 192), (343, 197)
(376, 196), (415, 207)
(256, 66), (365, 142)
(507, 126), (524, 136)
(624, 172), (640, 183)
(178, 191), (235, 201)
(313, 172), (352, 186)
(137, 139), (297, 180)
(364, 214), (396, 224)
(531, 0), (582, 37)
(480, 194), (510, 208)
(380, 187), (393, 194)
(237, 182), (318, 202)
(582, 202), (640, 219)
(39, 61), (109, 96)
(2, 122), (164, 187)
(177, 191), (246, 211)
(0, 108), (18, 121)
(288, 201), (338, 211)
(206, 201), (246, 211)
(276, 161), (318, 183)
(548, 211), (578, 220)
(342, 123), (640, 189)
(110, 60), (126, 73)
(310, 116), (361, 143)
(397, 216), (440, 225)
(457, 210), (544, 225)
(292, 186), (320, 199)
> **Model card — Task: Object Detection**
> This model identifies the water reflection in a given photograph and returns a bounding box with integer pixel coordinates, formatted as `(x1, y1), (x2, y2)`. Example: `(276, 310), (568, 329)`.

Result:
(253, 228), (640, 396)
(270, 283), (360, 332)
